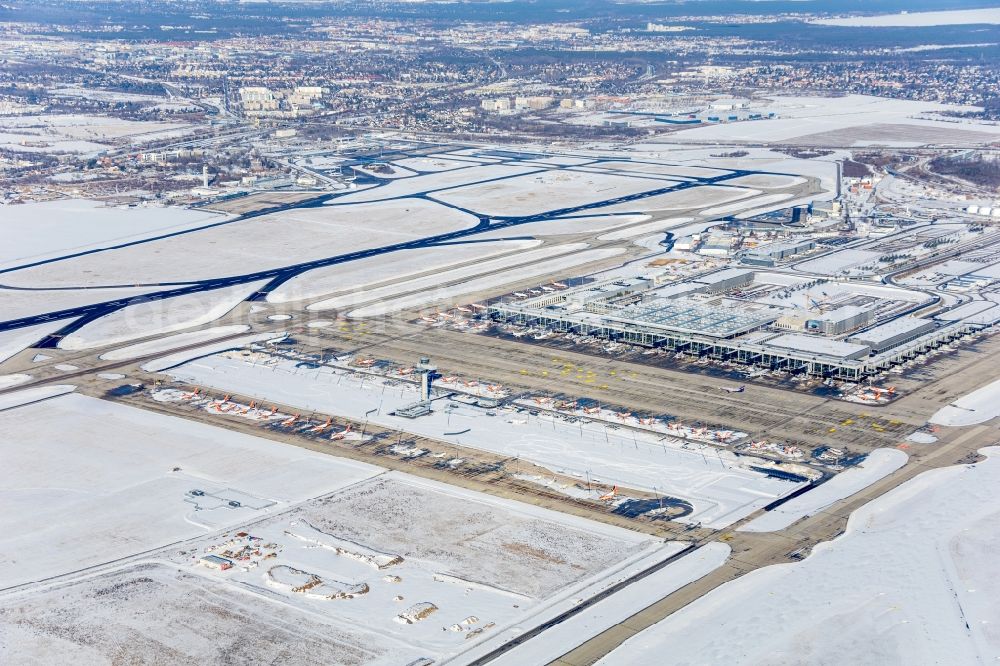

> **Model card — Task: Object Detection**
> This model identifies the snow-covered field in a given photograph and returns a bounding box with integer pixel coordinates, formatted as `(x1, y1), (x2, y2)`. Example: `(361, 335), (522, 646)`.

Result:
(2, 198), (475, 288)
(139, 331), (287, 372)
(930, 378), (1000, 426)
(587, 161), (730, 179)
(307, 243), (588, 311)
(327, 164), (538, 204)
(98, 324), (252, 361)
(1, 468), (667, 665)
(186, 473), (662, 659)
(739, 449), (908, 532)
(794, 248), (882, 276)
(391, 156), (475, 172)
(477, 542), (732, 666)
(0, 320), (68, 364)
(814, 8), (1000, 27)
(0, 285), (166, 322)
(0, 392), (382, 587)
(473, 214), (651, 239)
(699, 191), (793, 217)
(598, 216), (693, 241)
(0, 114), (194, 155)
(430, 170), (670, 217)
(721, 174), (807, 189)
(0, 384), (76, 412)
(662, 95), (1000, 146)
(347, 248), (625, 317)
(0, 373), (31, 388)
(163, 353), (805, 527)
(589, 185), (759, 215)
(599, 447), (1000, 665)
(267, 239), (541, 304)
(0, 563), (414, 665)
(0, 199), (230, 269)
(58, 282), (263, 350)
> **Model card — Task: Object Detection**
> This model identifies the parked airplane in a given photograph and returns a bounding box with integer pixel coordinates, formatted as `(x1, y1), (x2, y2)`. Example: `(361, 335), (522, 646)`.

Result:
(719, 384), (746, 393)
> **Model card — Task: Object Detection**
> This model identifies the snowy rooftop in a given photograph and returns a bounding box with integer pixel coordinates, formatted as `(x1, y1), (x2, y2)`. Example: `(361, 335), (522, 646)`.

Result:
(848, 317), (936, 346)
(765, 333), (870, 359)
(691, 267), (754, 286)
(613, 297), (777, 338)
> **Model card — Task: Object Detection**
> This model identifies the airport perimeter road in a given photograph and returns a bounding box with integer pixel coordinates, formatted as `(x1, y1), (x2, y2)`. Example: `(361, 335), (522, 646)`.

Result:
(547, 421), (998, 666)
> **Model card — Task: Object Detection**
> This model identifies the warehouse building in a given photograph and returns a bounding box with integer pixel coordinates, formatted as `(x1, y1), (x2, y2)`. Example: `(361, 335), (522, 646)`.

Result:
(765, 333), (871, 361)
(847, 317), (936, 353)
(691, 268), (754, 294)
(805, 305), (873, 335)
(741, 239), (816, 267)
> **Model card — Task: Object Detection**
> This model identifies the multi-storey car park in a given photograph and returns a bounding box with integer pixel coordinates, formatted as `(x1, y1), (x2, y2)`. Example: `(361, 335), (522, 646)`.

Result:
(488, 269), (988, 380)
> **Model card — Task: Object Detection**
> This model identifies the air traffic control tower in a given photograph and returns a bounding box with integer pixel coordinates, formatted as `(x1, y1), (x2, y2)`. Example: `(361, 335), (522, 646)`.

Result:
(417, 357), (438, 401)
(396, 358), (439, 418)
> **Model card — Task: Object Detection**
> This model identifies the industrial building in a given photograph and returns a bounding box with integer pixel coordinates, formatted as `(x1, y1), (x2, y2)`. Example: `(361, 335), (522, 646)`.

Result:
(691, 268), (754, 294)
(847, 316), (937, 353)
(200, 554), (234, 570)
(741, 239), (816, 267)
(489, 275), (980, 380)
(805, 305), (873, 335)
(775, 305), (873, 335)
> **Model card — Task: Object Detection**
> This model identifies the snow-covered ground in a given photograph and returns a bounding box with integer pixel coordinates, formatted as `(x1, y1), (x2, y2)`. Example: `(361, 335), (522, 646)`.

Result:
(347, 248), (625, 317)
(267, 239), (541, 304)
(1, 468), (667, 665)
(0, 285), (166, 322)
(721, 174), (807, 189)
(814, 8), (1000, 27)
(475, 542), (732, 666)
(350, 163), (418, 179)
(0, 563), (417, 665)
(308, 243), (588, 311)
(739, 449), (908, 532)
(794, 248), (882, 276)
(585, 161), (730, 179)
(98, 324), (251, 361)
(599, 447), (1000, 665)
(699, 191), (793, 217)
(139, 331), (287, 372)
(0, 392), (383, 587)
(598, 216), (693, 241)
(327, 164), (538, 204)
(662, 95), (999, 146)
(58, 282), (263, 350)
(2, 198), (475, 288)
(169, 473), (662, 662)
(0, 199), (230, 269)
(930, 378), (1000, 426)
(0, 114), (194, 155)
(430, 170), (672, 217)
(589, 185), (759, 215)
(0, 384), (75, 412)
(0, 373), (31, 388)
(391, 156), (475, 172)
(472, 214), (651, 239)
(605, 144), (838, 196)
(0, 320), (68, 365)
(163, 353), (805, 528)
